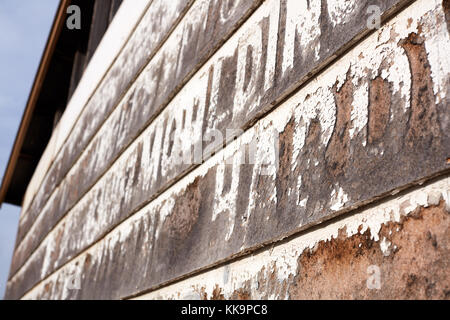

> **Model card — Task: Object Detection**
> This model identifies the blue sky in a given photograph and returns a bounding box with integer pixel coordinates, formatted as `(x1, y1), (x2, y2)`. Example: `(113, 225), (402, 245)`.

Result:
(0, 1), (59, 299)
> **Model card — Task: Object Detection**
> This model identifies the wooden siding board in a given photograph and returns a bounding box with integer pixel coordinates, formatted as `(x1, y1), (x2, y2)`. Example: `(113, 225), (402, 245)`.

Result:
(6, 0), (449, 300)
(7, 0), (263, 295)
(13, 0), (400, 278)
(14, 0), (193, 254)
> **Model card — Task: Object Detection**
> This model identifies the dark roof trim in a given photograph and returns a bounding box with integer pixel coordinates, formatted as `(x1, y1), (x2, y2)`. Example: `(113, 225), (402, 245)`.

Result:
(0, 0), (123, 207)
(0, 0), (70, 207)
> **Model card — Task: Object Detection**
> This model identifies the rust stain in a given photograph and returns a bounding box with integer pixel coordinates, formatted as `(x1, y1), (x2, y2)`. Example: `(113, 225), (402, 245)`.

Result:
(44, 282), (52, 294)
(198, 202), (449, 300)
(84, 253), (92, 269)
(368, 76), (391, 144)
(211, 285), (225, 300)
(407, 18), (413, 28)
(255, 264), (289, 300)
(276, 117), (295, 212)
(400, 32), (441, 151)
(231, 288), (251, 300)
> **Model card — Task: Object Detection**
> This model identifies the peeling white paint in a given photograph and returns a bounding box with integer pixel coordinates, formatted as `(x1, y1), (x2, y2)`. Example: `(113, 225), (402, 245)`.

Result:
(330, 187), (349, 212)
(212, 160), (241, 241)
(421, 11), (450, 104)
(379, 237), (392, 257)
(11, 0), (450, 300)
(131, 176), (449, 300)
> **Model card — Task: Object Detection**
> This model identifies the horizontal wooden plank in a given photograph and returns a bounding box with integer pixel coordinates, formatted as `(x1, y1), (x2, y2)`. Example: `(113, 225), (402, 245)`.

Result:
(11, 0), (408, 280)
(14, 0), (194, 253)
(9, 0), (263, 283)
(7, 0), (450, 299)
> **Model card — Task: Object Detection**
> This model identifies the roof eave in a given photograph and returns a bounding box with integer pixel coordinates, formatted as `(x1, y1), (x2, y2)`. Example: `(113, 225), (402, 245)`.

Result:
(0, 0), (70, 207)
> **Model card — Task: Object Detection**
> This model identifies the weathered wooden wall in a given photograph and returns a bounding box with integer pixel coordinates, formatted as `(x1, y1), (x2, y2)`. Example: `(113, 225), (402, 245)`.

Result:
(5, 0), (449, 300)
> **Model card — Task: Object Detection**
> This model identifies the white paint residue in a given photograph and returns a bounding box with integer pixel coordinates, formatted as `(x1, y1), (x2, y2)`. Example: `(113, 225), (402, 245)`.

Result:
(212, 158), (241, 241)
(282, 0), (321, 74)
(291, 86), (336, 165)
(298, 198), (308, 208)
(327, 0), (357, 27)
(350, 79), (368, 139)
(330, 187), (349, 211)
(421, 10), (450, 104)
(379, 237), (392, 256)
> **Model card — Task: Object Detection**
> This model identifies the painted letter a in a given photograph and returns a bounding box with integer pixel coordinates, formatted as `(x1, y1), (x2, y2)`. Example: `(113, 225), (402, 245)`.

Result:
(66, 5), (81, 30)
